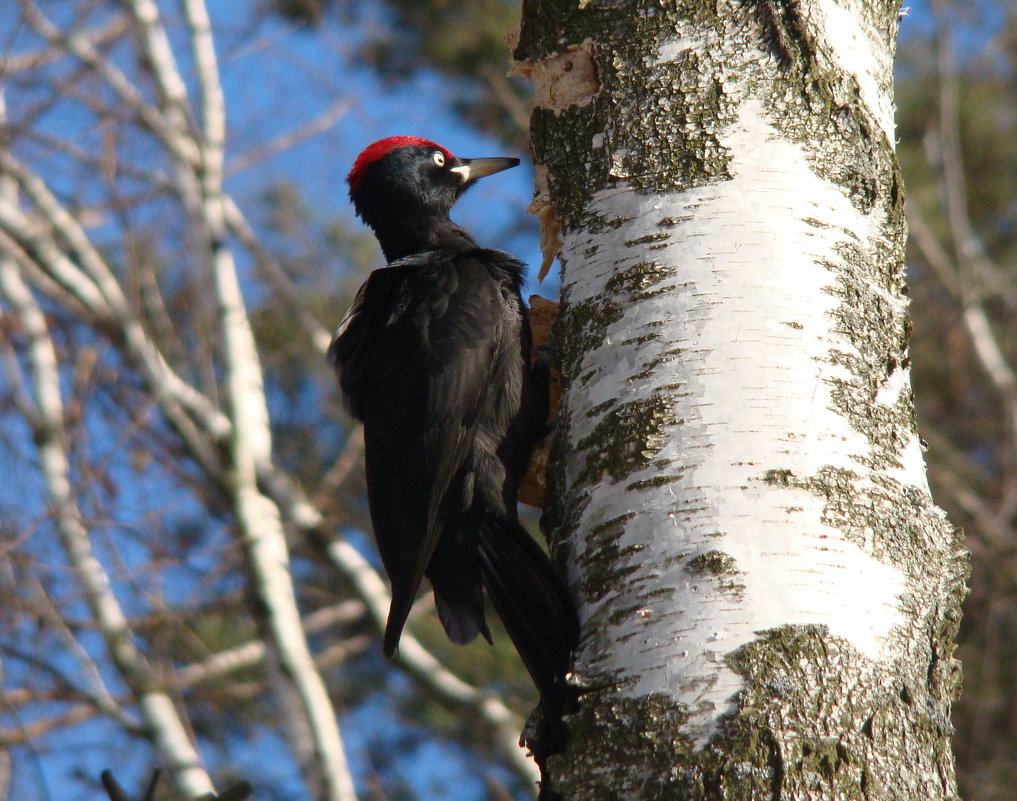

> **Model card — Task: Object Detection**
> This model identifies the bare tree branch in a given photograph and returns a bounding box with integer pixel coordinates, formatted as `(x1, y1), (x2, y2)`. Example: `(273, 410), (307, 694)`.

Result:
(18, 0), (200, 169)
(127, 2), (358, 797)
(0, 175), (215, 798)
(929, 0), (1017, 463)
(173, 600), (365, 689)
(223, 195), (334, 354)
(0, 15), (129, 74)
(226, 99), (351, 177)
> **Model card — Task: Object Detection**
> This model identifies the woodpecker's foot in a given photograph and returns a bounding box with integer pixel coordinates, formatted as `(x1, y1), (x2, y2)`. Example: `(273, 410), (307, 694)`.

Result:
(522, 702), (569, 801)
(566, 670), (614, 696)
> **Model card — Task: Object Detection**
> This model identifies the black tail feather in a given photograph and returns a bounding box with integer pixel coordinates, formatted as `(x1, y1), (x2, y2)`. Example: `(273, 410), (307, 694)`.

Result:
(477, 516), (579, 759)
(427, 521), (493, 646)
(383, 581), (418, 657)
(434, 585), (493, 646)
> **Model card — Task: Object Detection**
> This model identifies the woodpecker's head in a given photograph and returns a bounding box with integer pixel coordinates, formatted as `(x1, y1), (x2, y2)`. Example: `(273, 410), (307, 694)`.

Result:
(347, 136), (519, 259)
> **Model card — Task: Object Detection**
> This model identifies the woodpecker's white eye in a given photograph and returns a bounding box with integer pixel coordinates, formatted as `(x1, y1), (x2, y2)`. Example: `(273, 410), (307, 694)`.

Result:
(432, 151), (446, 167)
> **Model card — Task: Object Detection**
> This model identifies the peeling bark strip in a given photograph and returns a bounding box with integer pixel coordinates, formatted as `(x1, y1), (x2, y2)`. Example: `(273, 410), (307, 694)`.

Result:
(528, 165), (563, 281)
(517, 0), (966, 799)
(512, 40), (600, 113)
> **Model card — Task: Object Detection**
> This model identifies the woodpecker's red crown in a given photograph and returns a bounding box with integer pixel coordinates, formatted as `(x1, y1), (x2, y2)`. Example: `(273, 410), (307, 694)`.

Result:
(348, 136), (454, 192)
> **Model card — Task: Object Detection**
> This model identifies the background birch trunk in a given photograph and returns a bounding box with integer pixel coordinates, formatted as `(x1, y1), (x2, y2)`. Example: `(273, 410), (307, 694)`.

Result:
(515, 0), (968, 797)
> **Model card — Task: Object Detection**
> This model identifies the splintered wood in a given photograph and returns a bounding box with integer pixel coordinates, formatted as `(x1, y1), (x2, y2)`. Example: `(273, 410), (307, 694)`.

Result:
(519, 295), (560, 509)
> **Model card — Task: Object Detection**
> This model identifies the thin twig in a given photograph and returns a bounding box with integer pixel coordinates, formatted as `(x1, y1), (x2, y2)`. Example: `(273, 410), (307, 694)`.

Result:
(226, 98), (351, 177)
(223, 195), (334, 354)
(0, 15), (129, 74)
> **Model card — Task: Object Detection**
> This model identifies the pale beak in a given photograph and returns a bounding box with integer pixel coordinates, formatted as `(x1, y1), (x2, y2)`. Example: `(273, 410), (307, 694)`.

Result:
(450, 156), (520, 184)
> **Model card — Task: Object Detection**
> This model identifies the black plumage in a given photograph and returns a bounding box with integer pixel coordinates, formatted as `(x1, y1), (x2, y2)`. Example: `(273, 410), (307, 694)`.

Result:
(328, 137), (579, 766)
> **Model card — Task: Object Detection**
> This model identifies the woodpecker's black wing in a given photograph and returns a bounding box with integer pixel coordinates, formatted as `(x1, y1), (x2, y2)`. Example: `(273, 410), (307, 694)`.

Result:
(329, 251), (506, 653)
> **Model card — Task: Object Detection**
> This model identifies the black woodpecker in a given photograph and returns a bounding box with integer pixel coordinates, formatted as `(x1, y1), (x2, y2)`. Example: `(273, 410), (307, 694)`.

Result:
(328, 137), (579, 772)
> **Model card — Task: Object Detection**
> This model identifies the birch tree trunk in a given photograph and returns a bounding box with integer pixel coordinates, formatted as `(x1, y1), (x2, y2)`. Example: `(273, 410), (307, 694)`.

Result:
(515, 0), (968, 797)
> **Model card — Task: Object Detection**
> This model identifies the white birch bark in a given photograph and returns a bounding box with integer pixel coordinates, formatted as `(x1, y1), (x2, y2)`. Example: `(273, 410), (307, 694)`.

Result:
(516, 0), (966, 797)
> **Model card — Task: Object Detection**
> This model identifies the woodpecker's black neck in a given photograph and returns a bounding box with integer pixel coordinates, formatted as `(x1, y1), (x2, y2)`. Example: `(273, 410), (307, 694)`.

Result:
(369, 213), (476, 262)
